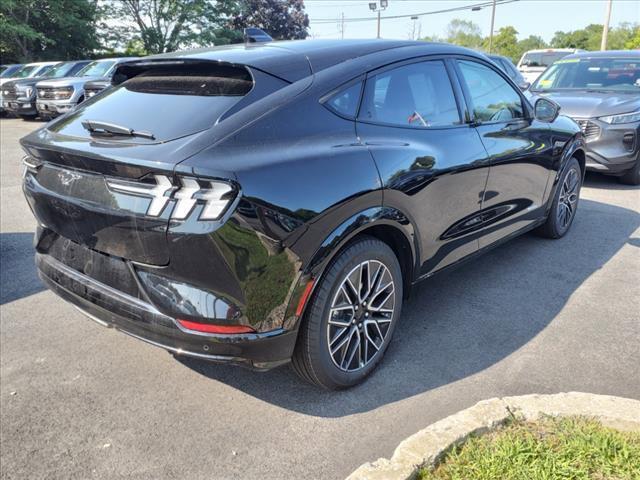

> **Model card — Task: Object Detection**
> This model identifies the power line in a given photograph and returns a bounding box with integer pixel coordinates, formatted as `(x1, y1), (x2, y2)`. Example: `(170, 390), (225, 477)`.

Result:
(308, 0), (518, 24)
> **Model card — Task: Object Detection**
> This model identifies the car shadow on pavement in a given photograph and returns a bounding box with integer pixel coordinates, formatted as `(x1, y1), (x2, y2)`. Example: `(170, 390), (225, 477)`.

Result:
(178, 197), (640, 417)
(584, 172), (640, 191)
(0, 232), (44, 305)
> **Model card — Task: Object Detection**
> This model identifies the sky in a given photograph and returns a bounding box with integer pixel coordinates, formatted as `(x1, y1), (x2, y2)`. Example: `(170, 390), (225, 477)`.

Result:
(304, 0), (640, 42)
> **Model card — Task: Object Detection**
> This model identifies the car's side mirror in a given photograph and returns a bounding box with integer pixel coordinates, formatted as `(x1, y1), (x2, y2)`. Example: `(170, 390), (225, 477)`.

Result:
(534, 97), (560, 122)
(518, 81), (531, 91)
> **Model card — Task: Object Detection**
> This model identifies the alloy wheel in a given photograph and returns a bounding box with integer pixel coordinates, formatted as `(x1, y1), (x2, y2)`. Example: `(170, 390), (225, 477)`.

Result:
(327, 260), (396, 372)
(557, 167), (580, 230)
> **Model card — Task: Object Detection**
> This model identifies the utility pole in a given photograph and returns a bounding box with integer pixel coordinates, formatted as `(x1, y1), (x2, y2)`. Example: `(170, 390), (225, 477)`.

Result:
(340, 12), (345, 39)
(411, 15), (419, 40)
(488, 0), (496, 53)
(601, 0), (613, 51)
(377, 9), (382, 39)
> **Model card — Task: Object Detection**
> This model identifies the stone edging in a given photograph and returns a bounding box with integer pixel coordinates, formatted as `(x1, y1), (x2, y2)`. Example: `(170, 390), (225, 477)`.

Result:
(346, 392), (640, 480)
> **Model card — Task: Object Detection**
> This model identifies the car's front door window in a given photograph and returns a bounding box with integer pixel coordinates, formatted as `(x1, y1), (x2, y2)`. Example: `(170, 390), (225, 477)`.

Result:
(457, 60), (524, 123)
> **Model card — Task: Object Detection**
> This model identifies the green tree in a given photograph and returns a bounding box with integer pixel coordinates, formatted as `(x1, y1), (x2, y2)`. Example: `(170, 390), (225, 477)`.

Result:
(98, 0), (237, 54)
(232, 0), (309, 40)
(608, 22), (640, 49)
(551, 23), (602, 50)
(445, 19), (483, 48)
(624, 26), (640, 49)
(517, 35), (546, 53)
(0, 0), (99, 62)
(486, 26), (520, 62)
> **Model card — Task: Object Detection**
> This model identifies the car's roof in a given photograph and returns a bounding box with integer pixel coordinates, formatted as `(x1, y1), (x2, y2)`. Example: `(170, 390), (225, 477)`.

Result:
(25, 61), (59, 67)
(94, 57), (139, 63)
(141, 39), (480, 82)
(563, 50), (640, 59)
(523, 48), (580, 54)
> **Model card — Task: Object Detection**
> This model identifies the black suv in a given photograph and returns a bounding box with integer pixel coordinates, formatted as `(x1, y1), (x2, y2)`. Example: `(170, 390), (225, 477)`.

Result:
(22, 40), (584, 389)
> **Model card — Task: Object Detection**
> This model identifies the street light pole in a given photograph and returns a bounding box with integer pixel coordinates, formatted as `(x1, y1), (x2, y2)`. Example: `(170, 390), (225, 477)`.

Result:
(488, 0), (496, 53)
(601, 0), (613, 51)
(369, 0), (388, 39)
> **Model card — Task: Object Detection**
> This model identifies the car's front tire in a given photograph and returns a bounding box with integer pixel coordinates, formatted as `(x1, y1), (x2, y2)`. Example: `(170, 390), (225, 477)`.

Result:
(537, 157), (582, 239)
(292, 236), (403, 390)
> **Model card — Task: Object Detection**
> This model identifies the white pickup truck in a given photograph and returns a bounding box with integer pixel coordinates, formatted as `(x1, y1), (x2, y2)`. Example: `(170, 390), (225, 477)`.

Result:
(517, 48), (584, 83)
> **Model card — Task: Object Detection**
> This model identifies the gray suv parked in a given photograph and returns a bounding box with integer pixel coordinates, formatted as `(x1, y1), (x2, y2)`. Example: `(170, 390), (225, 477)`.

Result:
(35, 57), (135, 120)
(529, 50), (640, 185)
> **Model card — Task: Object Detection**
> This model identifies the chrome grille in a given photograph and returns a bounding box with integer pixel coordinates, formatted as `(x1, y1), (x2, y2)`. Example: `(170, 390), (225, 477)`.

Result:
(576, 119), (601, 140)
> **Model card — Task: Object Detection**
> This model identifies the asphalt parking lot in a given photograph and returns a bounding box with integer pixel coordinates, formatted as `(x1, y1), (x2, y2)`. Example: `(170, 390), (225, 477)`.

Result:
(1, 117), (639, 480)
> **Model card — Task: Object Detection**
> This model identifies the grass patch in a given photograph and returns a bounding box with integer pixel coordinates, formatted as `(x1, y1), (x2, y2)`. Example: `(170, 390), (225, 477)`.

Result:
(418, 416), (640, 480)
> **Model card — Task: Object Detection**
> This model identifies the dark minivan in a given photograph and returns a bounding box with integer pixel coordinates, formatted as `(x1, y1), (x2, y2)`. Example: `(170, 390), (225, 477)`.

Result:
(22, 40), (584, 389)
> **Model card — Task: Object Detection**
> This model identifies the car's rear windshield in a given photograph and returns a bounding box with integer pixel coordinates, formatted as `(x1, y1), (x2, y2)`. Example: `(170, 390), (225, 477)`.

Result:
(50, 63), (254, 143)
(531, 56), (640, 92)
(521, 52), (571, 68)
(77, 60), (116, 77)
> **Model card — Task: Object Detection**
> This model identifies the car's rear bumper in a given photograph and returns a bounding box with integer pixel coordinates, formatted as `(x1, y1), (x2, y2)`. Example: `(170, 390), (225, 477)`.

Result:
(36, 251), (297, 370)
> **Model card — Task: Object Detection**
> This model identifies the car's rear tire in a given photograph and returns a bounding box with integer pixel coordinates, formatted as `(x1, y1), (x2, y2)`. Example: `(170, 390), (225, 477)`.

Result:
(619, 159), (640, 186)
(292, 236), (403, 390)
(536, 157), (582, 239)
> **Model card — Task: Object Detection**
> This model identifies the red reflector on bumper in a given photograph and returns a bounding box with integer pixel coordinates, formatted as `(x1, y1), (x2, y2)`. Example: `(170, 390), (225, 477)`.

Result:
(295, 279), (315, 317)
(177, 319), (255, 334)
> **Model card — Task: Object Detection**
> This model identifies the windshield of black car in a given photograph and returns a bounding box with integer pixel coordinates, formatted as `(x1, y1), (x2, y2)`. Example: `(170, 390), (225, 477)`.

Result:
(49, 64), (254, 143)
(522, 52), (570, 68)
(531, 57), (640, 92)
(13, 65), (38, 78)
(77, 60), (116, 77)
(44, 63), (75, 78)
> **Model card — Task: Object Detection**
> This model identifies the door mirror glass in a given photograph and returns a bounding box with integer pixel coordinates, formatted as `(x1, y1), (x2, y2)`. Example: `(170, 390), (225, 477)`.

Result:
(534, 97), (560, 122)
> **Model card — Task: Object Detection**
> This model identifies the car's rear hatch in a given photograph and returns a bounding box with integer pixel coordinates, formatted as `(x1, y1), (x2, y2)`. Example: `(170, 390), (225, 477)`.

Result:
(21, 58), (297, 265)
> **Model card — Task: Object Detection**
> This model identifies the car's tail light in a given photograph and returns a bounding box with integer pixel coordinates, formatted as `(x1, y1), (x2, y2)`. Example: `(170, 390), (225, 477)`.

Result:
(106, 175), (235, 221)
(177, 319), (255, 335)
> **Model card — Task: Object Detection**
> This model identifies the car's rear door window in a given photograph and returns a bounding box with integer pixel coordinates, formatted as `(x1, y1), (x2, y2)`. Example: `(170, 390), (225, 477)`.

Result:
(457, 60), (524, 123)
(359, 60), (461, 128)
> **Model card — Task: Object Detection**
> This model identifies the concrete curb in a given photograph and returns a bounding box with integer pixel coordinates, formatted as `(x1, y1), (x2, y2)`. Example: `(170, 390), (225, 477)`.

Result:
(346, 392), (640, 480)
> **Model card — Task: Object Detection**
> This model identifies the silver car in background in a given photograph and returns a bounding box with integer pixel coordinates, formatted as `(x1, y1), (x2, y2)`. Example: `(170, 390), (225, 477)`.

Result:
(529, 50), (640, 185)
(1, 62), (58, 115)
(34, 57), (135, 119)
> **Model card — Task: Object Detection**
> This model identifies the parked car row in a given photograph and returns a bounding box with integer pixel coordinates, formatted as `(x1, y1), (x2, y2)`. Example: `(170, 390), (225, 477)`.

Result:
(1, 58), (134, 120)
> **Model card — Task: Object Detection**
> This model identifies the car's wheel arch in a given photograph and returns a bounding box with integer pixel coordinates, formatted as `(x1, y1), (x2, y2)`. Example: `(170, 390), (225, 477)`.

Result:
(284, 206), (419, 329)
(545, 135), (586, 215)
